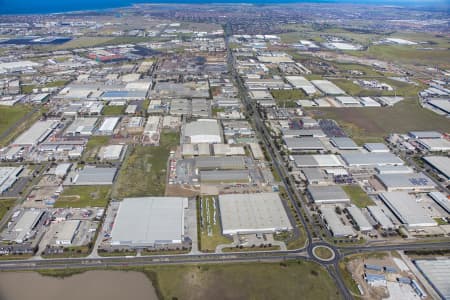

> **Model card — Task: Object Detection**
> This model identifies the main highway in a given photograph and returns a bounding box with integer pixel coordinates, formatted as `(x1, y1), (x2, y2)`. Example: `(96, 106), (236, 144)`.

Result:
(0, 24), (449, 300)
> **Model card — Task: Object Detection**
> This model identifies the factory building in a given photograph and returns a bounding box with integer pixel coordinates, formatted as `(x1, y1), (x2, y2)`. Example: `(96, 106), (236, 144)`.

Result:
(379, 192), (437, 228)
(375, 165), (414, 175)
(9, 209), (44, 243)
(65, 118), (98, 136)
(0, 166), (23, 194)
(320, 206), (354, 237)
(98, 145), (124, 161)
(423, 156), (450, 179)
(200, 170), (250, 183)
(184, 119), (222, 144)
(367, 205), (395, 230)
(110, 197), (188, 248)
(218, 193), (292, 235)
(417, 138), (450, 152)
(54, 220), (80, 245)
(194, 156), (245, 170)
(376, 173), (435, 192)
(415, 259), (450, 300)
(98, 117), (120, 135)
(428, 191), (450, 214)
(13, 119), (58, 146)
(283, 137), (324, 152)
(330, 137), (360, 150)
(341, 153), (404, 168)
(292, 154), (343, 168)
(346, 206), (373, 232)
(69, 167), (117, 185)
(364, 143), (390, 153)
(307, 185), (350, 204)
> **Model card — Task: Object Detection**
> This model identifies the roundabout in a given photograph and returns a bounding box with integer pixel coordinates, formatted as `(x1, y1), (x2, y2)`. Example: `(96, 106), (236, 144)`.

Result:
(310, 244), (337, 263)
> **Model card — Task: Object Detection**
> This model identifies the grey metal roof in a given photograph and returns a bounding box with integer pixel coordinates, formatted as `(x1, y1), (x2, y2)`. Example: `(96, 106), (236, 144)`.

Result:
(219, 193), (292, 235)
(73, 167), (117, 185)
(423, 156), (450, 179)
(342, 152), (404, 167)
(307, 185), (350, 203)
(284, 137), (324, 150)
(415, 259), (450, 300)
(195, 156), (245, 170)
(379, 192), (437, 227)
(321, 206), (354, 237)
(331, 137), (359, 149)
(200, 170), (250, 182)
(376, 173), (435, 191)
(111, 197), (188, 247)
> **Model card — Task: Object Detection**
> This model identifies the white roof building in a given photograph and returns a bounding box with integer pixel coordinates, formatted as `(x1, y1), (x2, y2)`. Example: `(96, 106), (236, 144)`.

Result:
(110, 197), (188, 247)
(379, 192), (437, 228)
(184, 119), (222, 144)
(219, 193), (292, 235)
(13, 120), (58, 146)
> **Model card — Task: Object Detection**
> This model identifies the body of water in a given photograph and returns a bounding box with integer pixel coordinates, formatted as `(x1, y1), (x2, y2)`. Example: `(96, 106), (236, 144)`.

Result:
(0, 0), (447, 15)
(0, 270), (158, 300)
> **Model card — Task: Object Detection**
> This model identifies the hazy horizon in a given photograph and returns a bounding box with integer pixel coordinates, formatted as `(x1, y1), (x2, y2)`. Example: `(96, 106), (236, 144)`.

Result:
(0, 0), (448, 15)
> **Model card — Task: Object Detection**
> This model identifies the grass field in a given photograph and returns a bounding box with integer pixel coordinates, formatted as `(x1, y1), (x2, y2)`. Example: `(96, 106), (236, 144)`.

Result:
(314, 246), (333, 260)
(199, 197), (231, 252)
(345, 44), (450, 68)
(113, 131), (179, 198)
(82, 136), (110, 161)
(342, 185), (374, 208)
(330, 78), (424, 98)
(0, 199), (16, 221)
(102, 105), (125, 116)
(307, 99), (450, 145)
(149, 261), (341, 300)
(271, 89), (306, 108)
(0, 105), (32, 138)
(55, 186), (111, 208)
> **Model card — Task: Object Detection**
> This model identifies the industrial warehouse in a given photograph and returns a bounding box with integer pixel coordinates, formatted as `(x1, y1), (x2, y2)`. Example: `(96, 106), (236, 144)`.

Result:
(108, 197), (189, 249)
(218, 193), (293, 235)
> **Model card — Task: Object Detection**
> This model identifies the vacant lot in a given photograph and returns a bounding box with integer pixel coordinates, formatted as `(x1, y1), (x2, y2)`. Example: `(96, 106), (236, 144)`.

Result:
(113, 131), (179, 198)
(308, 99), (450, 145)
(55, 186), (111, 208)
(82, 136), (110, 161)
(149, 261), (341, 300)
(0, 105), (32, 138)
(0, 199), (16, 221)
(198, 197), (231, 252)
(102, 105), (125, 116)
(342, 185), (374, 208)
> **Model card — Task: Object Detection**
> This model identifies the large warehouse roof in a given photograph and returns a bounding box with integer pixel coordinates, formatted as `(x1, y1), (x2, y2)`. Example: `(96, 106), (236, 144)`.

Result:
(379, 192), (437, 228)
(321, 206), (354, 237)
(13, 120), (58, 146)
(72, 167), (117, 185)
(423, 156), (450, 179)
(311, 80), (346, 95)
(195, 156), (245, 170)
(283, 137), (324, 151)
(292, 154), (343, 168)
(307, 185), (350, 204)
(184, 119), (222, 144)
(415, 259), (450, 300)
(219, 193), (292, 235)
(341, 152), (404, 167)
(111, 197), (188, 247)
(200, 170), (249, 183)
(65, 118), (98, 136)
(376, 173), (435, 191)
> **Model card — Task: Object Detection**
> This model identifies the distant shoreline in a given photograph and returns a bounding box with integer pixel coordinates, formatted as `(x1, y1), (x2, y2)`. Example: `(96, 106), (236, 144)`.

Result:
(0, 0), (447, 16)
